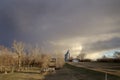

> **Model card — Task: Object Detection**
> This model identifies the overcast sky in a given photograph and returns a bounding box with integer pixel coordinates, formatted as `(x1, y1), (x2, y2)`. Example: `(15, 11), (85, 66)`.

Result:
(0, 0), (120, 59)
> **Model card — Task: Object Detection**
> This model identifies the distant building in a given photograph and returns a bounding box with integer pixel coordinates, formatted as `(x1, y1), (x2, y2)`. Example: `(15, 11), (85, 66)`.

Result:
(64, 50), (70, 62)
(72, 58), (79, 63)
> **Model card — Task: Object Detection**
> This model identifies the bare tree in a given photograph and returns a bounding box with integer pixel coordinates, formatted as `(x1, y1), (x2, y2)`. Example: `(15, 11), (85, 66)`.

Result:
(27, 45), (42, 67)
(41, 54), (51, 69)
(0, 46), (15, 74)
(55, 52), (65, 68)
(77, 53), (86, 60)
(12, 40), (25, 71)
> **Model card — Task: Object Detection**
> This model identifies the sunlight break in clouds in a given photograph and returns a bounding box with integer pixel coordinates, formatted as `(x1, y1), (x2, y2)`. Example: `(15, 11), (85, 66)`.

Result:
(85, 52), (105, 60)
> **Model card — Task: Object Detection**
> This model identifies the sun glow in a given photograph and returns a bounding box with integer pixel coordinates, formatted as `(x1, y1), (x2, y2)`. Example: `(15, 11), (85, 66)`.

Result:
(85, 52), (104, 60)
(71, 44), (83, 58)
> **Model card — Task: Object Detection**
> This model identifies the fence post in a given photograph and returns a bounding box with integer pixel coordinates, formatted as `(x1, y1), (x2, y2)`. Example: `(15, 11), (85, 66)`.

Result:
(105, 72), (107, 80)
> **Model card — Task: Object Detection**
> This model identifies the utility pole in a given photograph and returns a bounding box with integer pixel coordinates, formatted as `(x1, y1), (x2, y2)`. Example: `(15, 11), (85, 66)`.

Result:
(105, 72), (108, 80)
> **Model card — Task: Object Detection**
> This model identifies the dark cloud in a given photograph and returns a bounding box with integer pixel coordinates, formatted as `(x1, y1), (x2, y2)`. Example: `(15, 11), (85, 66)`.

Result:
(0, 0), (120, 54)
(84, 37), (120, 53)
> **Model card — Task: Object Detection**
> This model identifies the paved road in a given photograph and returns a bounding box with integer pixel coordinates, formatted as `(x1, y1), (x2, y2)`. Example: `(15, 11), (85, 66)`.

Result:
(45, 67), (79, 80)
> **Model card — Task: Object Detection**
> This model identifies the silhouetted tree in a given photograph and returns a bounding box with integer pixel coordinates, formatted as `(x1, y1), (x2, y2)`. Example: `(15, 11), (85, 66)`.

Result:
(77, 53), (86, 60)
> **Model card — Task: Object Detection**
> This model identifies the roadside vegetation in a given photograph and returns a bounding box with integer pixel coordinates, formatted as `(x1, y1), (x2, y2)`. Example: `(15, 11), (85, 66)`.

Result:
(0, 40), (120, 80)
(0, 40), (65, 80)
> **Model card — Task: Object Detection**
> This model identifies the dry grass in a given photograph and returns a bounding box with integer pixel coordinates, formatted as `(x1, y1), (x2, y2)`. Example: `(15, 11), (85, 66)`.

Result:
(0, 73), (44, 80)
(70, 62), (120, 76)
(0, 67), (45, 80)
(0, 64), (120, 80)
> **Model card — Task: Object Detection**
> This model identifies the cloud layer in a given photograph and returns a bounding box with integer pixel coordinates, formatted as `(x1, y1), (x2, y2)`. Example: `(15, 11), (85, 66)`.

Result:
(0, 0), (120, 58)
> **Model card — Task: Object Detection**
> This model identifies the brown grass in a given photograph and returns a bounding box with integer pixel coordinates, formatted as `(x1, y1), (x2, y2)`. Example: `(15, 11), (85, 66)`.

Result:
(0, 67), (45, 80)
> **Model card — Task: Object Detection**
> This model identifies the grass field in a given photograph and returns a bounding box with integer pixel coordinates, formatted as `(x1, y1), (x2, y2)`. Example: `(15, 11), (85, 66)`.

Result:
(0, 67), (45, 80)
(66, 63), (120, 80)
(0, 63), (120, 80)
(70, 62), (120, 76)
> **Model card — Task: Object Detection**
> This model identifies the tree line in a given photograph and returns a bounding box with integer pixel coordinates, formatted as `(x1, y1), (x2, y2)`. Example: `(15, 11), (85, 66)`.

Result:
(0, 40), (64, 74)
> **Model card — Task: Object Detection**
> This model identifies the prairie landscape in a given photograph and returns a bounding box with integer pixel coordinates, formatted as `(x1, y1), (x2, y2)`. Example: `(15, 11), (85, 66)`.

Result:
(70, 62), (120, 76)
(1, 0), (120, 80)
(0, 41), (120, 80)
(1, 63), (120, 80)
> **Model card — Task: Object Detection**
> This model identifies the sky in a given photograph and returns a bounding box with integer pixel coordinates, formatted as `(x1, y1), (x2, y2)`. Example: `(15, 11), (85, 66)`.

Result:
(0, 0), (120, 59)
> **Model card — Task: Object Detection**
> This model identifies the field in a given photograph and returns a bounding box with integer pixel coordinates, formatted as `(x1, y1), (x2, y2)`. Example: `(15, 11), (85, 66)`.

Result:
(46, 63), (120, 80)
(0, 67), (45, 80)
(0, 63), (120, 80)
(70, 62), (120, 76)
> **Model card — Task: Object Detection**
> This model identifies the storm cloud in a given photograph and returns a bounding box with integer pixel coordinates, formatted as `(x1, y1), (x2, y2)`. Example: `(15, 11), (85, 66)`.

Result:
(0, 0), (120, 58)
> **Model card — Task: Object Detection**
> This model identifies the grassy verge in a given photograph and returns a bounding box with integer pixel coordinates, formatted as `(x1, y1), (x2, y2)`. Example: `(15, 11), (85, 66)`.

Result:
(0, 67), (45, 80)
(65, 63), (120, 80)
